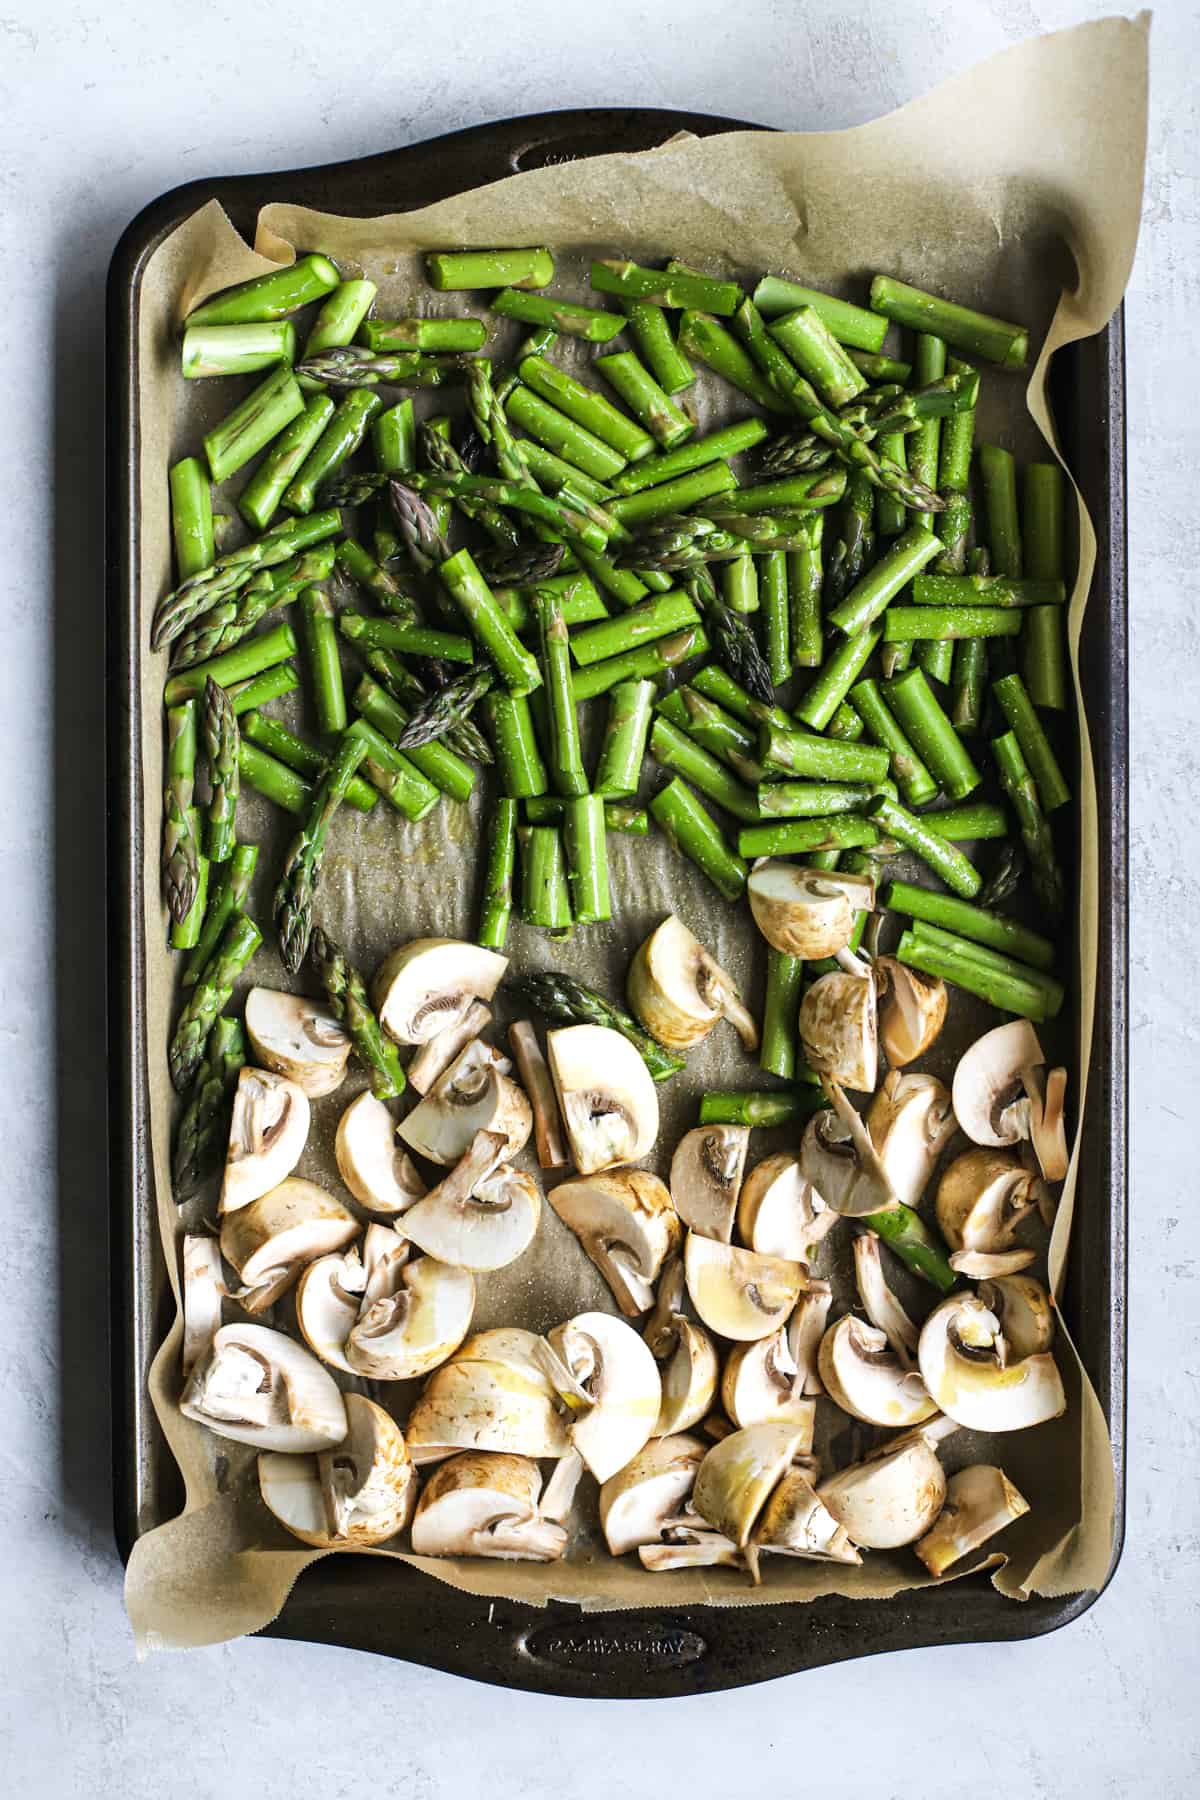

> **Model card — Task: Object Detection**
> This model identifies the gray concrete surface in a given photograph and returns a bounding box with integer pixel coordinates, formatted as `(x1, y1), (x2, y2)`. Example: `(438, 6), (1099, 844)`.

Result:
(1, 0), (1194, 1792)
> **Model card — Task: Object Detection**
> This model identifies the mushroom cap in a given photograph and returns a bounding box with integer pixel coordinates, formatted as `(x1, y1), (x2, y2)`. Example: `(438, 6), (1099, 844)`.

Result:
(181, 1235), (225, 1378)
(747, 863), (874, 960)
(799, 970), (877, 1092)
(935, 1147), (1037, 1252)
(295, 1248), (367, 1373)
(244, 988), (351, 1099)
(721, 1330), (817, 1435)
(817, 1432), (947, 1549)
(372, 938), (508, 1045)
(627, 914), (755, 1049)
(913, 1462), (1030, 1576)
(219, 1178), (359, 1302)
(545, 1312), (662, 1484)
(345, 1254), (476, 1382)
(398, 1038), (532, 1167)
(652, 1318), (720, 1436)
(546, 1024), (659, 1176)
(918, 1292), (1066, 1432)
(867, 1071), (956, 1211)
(258, 1394), (415, 1548)
(684, 1231), (807, 1342)
(669, 1125), (749, 1244)
(410, 1451), (567, 1561)
(875, 957), (947, 1067)
(800, 1088), (897, 1219)
(818, 1313), (938, 1428)
(220, 1066), (311, 1215)
(404, 1350), (570, 1462)
(692, 1421), (808, 1547)
(335, 1090), (426, 1217)
(952, 1019), (1045, 1148)
(550, 1169), (680, 1316)
(598, 1432), (707, 1555)
(977, 1273), (1056, 1359)
(754, 1469), (861, 1564)
(402, 1145), (541, 1273)
(736, 1153), (836, 1261)
(180, 1322), (347, 1452)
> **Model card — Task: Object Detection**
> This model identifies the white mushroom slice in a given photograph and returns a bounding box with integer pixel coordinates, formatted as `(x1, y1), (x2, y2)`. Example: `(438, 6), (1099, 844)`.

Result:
(344, 1255), (475, 1381)
(949, 1246), (1038, 1278)
(627, 914), (758, 1051)
(638, 1528), (745, 1572)
(935, 1148), (1039, 1253)
(817, 1428), (948, 1549)
(244, 988), (350, 1098)
(598, 1433), (707, 1555)
(1023, 1063), (1070, 1182)
(951, 1019), (1046, 1147)
(875, 957), (947, 1067)
(220, 1066), (310, 1214)
(410, 1452), (567, 1561)
(736, 1153), (836, 1261)
(406, 1000), (493, 1095)
(295, 1249), (366, 1373)
(181, 1235), (226, 1377)
(219, 1178), (359, 1313)
(787, 1282), (833, 1395)
(643, 1254), (686, 1358)
(180, 1322), (347, 1452)
(800, 1082), (897, 1218)
(550, 1169), (680, 1316)
(914, 1463), (1031, 1576)
(258, 1394), (415, 1547)
(721, 1329), (817, 1435)
(669, 1125), (749, 1243)
(652, 1319), (720, 1436)
(508, 1020), (568, 1169)
(867, 1071), (956, 1210)
(754, 1469), (861, 1564)
(541, 1312), (662, 1483)
(335, 1090), (426, 1217)
(684, 1232), (807, 1342)
(692, 1421), (808, 1547)
(818, 1314), (937, 1428)
(372, 938), (508, 1046)
(404, 1339), (570, 1463)
(546, 1024), (658, 1176)
(853, 1232), (919, 1366)
(360, 1222), (410, 1299)
(799, 969), (877, 1092)
(747, 862), (874, 960)
(399, 1128), (538, 1271)
(538, 1446), (585, 1525)
(398, 1037), (532, 1167)
(977, 1273), (1056, 1358)
(917, 1292), (1066, 1431)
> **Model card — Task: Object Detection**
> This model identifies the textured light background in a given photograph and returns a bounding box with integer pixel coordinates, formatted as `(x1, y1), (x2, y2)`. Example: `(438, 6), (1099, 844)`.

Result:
(0, 1), (1194, 1793)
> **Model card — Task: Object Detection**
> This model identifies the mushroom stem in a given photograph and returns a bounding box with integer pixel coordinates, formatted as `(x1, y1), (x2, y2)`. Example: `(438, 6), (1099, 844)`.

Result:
(406, 1000), (493, 1094)
(834, 945), (872, 980)
(508, 1019), (568, 1168)
(421, 1127), (509, 1209)
(539, 1446), (585, 1524)
(853, 1232), (920, 1365)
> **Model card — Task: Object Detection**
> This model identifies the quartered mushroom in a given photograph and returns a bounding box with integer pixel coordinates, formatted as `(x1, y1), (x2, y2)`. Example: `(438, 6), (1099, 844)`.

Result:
(917, 1291), (1067, 1431)
(295, 1246), (367, 1373)
(874, 957), (947, 1067)
(538, 1312), (662, 1484)
(507, 1019), (568, 1169)
(852, 1232), (920, 1365)
(335, 1090), (426, 1216)
(669, 1124), (749, 1243)
(345, 1253), (475, 1382)
(867, 1071), (956, 1209)
(684, 1231), (807, 1342)
(550, 1169), (680, 1316)
(546, 1024), (659, 1175)
(952, 1020), (1069, 1181)
(406, 999), (493, 1095)
(410, 1451), (568, 1562)
(180, 1321), (347, 1452)
(220, 1066), (310, 1214)
(721, 1328), (817, 1433)
(401, 1129), (540, 1271)
(598, 1433), (707, 1556)
(977, 1272), (1056, 1358)
(398, 1037), (532, 1167)
(747, 862), (875, 960)
(753, 1470), (861, 1565)
(935, 1147), (1039, 1260)
(372, 938), (508, 1045)
(692, 1420), (809, 1548)
(638, 1526), (746, 1573)
(736, 1153), (837, 1261)
(258, 1393), (416, 1548)
(800, 1081), (897, 1218)
(404, 1328), (571, 1464)
(220, 1178), (360, 1314)
(787, 1282), (833, 1395)
(181, 1234), (226, 1377)
(799, 965), (877, 1092)
(643, 1258), (720, 1435)
(914, 1463), (1031, 1576)
(627, 915), (758, 1051)
(244, 987), (351, 1099)
(818, 1313), (937, 1428)
(817, 1417), (959, 1549)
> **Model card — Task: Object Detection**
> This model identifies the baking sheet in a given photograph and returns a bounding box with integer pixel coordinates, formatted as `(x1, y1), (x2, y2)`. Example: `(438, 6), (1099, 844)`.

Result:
(124, 14), (1147, 1653)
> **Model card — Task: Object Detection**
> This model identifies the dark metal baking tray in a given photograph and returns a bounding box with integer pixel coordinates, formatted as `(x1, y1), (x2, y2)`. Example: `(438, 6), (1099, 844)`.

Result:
(106, 108), (1127, 1696)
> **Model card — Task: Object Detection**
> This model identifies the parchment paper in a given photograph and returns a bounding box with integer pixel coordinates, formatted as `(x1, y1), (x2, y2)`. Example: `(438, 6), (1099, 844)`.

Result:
(125, 14), (1148, 1654)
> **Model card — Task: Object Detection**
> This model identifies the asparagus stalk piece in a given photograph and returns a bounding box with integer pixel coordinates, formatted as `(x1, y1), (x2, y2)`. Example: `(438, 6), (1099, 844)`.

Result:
(372, 397), (416, 475)
(301, 279), (378, 363)
(490, 288), (623, 341)
(533, 584), (587, 797)
(299, 586), (347, 734)
(520, 354), (656, 463)
(182, 320), (295, 380)
(187, 254), (339, 326)
(481, 690), (549, 798)
(897, 928), (1059, 1022)
(657, 686), (764, 782)
(827, 524), (942, 636)
(756, 779), (884, 818)
(273, 732), (369, 973)
(676, 312), (790, 413)
(562, 796), (612, 923)
(849, 677), (938, 807)
(992, 673), (1070, 810)
(238, 396), (336, 534)
(617, 298), (695, 394)
(869, 275), (1029, 368)
(344, 720), (440, 821)
(412, 468), (615, 553)
(991, 730), (1065, 918)
(864, 1206), (957, 1292)
(349, 676), (478, 801)
(164, 622), (298, 707)
(866, 795), (981, 898)
(438, 549), (543, 695)
(883, 666), (981, 800)
(979, 444), (1023, 578)
(611, 419), (767, 496)
(183, 844), (258, 988)
(296, 347), (470, 391)
(169, 912), (262, 1092)
(569, 590), (699, 668)
(339, 611), (474, 663)
(849, 350), (912, 382)
(162, 700), (201, 923)
(594, 678), (655, 798)
(922, 801), (1008, 840)
(427, 248), (554, 290)
(737, 816), (883, 858)
(650, 717), (760, 822)
(752, 278), (888, 350)
(239, 711), (376, 812)
(793, 624), (883, 730)
(685, 568), (775, 703)
(760, 950), (806, 1080)
(170, 809), (209, 950)
(825, 699), (865, 741)
(883, 608), (1023, 642)
(170, 458), (215, 580)
(204, 367), (305, 484)
(760, 549), (790, 688)
(767, 306), (867, 407)
(951, 638), (988, 733)
(594, 350), (694, 450)
(758, 721), (890, 784)
(283, 389), (382, 514)
(609, 463), (738, 531)
(335, 537), (418, 618)
(228, 664), (300, 714)
(590, 258), (741, 314)
(724, 554), (760, 616)
(519, 825), (572, 930)
(883, 879), (1055, 971)
(700, 1088), (825, 1127)
(505, 385), (628, 483)
(571, 626), (709, 701)
(510, 971), (687, 1082)
(238, 740), (314, 813)
(309, 927), (406, 1099)
(1022, 607), (1068, 712)
(907, 334), (946, 536)
(912, 574), (1065, 608)
(361, 316), (487, 353)
(649, 776), (748, 901)
(478, 798), (518, 950)
(172, 1016), (247, 1197)
(524, 798), (648, 834)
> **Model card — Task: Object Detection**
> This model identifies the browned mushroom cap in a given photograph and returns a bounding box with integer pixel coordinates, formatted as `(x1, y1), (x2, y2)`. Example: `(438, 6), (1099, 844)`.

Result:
(817, 1425), (950, 1549)
(875, 958), (947, 1067)
(404, 1330), (571, 1464)
(799, 969), (877, 1092)
(935, 1147), (1038, 1253)
(409, 1452), (567, 1561)
(692, 1421), (809, 1547)
(258, 1393), (416, 1548)
(747, 863), (874, 960)
(736, 1153), (837, 1261)
(598, 1433), (707, 1556)
(627, 915), (759, 1051)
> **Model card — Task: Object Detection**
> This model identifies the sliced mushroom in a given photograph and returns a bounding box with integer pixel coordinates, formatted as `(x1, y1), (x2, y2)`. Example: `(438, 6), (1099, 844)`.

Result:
(643, 1253), (686, 1359)
(669, 1125), (749, 1243)
(914, 1463), (1031, 1576)
(344, 1254), (475, 1381)
(181, 1235), (225, 1377)
(258, 1394), (416, 1548)
(598, 1433), (707, 1555)
(404, 1331), (570, 1463)
(335, 1090), (426, 1217)
(550, 1169), (680, 1316)
(800, 1082), (897, 1218)
(853, 1232), (919, 1366)
(753, 1469), (861, 1564)
(538, 1445), (585, 1525)
(918, 1292), (1066, 1431)
(787, 1282), (833, 1395)
(219, 1179), (359, 1314)
(818, 1313), (937, 1428)
(867, 1071), (956, 1210)
(652, 1318), (720, 1436)
(507, 1019), (568, 1169)
(799, 968), (877, 1092)
(692, 1420), (808, 1547)
(244, 987), (350, 1098)
(627, 914), (758, 1051)
(398, 1037), (532, 1167)
(540, 1312), (662, 1483)
(977, 1273), (1056, 1358)
(360, 1221), (411, 1301)
(949, 1246), (1038, 1278)
(372, 938), (508, 1045)
(638, 1527), (745, 1572)
(546, 1024), (658, 1175)
(400, 1129), (539, 1271)
(295, 1248), (367, 1373)
(951, 1019), (1046, 1148)
(410, 1452), (567, 1561)
(935, 1148), (1039, 1253)
(817, 1425), (949, 1549)
(721, 1329), (817, 1435)
(406, 1000), (493, 1095)
(220, 1066), (310, 1214)
(684, 1232), (807, 1342)
(736, 1153), (837, 1261)
(875, 957), (947, 1067)
(1022, 1062), (1070, 1182)
(747, 862), (875, 960)
(180, 1322), (347, 1452)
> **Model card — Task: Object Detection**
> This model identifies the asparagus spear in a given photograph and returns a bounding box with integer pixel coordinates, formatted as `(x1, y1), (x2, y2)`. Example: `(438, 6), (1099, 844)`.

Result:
(427, 248), (554, 290)
(686, 568), (775, 704)
(202, 679), (240, 864)
(296, 346), (472, 389)
(172, 1017), (247, 1197)
(309, 927), (406, 1100)
(700, 1089), (825, 1127)
(187, 254), (339, 326)
(869, 275), (1029, 368)
(992, 672), (1070, 811)
(162, 700), (201, 924)
(563, 796), (612, 924)
(650, 776), (749, 901)
(151, 509), (343, 650)
(170, 458), (215, 580)
(619, 511), (827, 571)
(362, 316), (487, 353)
(204, 367), (305, 484)
(533, 584), (587, 797)
(387, 479), (453, 574)
(169, 912), (262, 1092)
(273, 732), (369, 973)
(478, 799), (518, 950)
(883, 878), (1055, 971)
(510, 971), (686, 1081)
(392, 663), (495, 751)
(992, 730), (1065, 919)
(239, 711), (377, 812)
